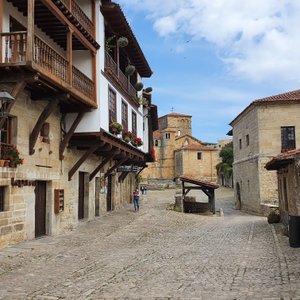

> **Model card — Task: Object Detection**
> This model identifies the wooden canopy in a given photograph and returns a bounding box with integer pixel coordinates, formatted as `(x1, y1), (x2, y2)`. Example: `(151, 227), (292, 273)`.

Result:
(68, 129), (147, 181)
(178, 176), (219, 214)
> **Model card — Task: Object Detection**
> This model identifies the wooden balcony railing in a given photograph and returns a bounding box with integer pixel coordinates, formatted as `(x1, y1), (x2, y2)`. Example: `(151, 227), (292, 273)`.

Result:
(105, 51), (137, 98)
(54, 0), (94, 37)
(72, 66), (94, 99)
(1, 31), (27, 64)
(1, 32), (95, 104)
(34, 36), (68, 82)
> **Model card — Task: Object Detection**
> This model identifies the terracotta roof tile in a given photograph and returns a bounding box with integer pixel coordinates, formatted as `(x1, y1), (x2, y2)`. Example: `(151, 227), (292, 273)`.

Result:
(178, 176), (219, 189)
(159, 113), (192, 119)
(265, 148), (300, 170)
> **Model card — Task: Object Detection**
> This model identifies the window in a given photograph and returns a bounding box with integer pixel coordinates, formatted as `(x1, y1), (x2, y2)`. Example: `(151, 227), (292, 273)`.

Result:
(108, 88), (116, 122)
(281, 126), (296, 152)
(0, 186), (5, 212)
(132, 111), (137, 136)
(246, 134), (249, 146)
(155, 140), (159, 146)
(239, 138), (242, 149)
(166, 133), (170, 139)
(197, 152), (202, 160)
(121, 101), (128, 131)
(0, 117), (12, 145)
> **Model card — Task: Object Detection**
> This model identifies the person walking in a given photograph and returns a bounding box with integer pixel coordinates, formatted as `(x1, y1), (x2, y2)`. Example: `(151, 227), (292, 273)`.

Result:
(133, 188), (140, 211)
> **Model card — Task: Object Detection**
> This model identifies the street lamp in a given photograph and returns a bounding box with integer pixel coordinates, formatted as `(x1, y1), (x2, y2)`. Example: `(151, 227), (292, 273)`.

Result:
(0, 90), (15, 118)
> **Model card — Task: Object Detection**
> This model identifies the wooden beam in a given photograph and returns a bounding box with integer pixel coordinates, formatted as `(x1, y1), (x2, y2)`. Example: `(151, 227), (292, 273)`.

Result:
(26, 0), (35, 62)
(0, 81), (27, 130)
(104, 156), (128, 178)
(29, 99), (59, 155)
(0, 0), (3, 63)
(59, 111), (84, 160)
(89, 148), (120, 181)
(40, 0), (97, 53)
(68, 145), (99, 181)
(67, 28), (73, 84)
(135, 165), (146, 178)
(118, 171), (129, 182)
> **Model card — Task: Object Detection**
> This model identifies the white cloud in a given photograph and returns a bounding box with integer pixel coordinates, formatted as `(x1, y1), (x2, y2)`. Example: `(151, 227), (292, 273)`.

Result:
(118, 0), (300, 82)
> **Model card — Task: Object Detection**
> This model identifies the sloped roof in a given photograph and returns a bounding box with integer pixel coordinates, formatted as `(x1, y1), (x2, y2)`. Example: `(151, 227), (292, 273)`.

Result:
(230, 89), (300, 126)
(265, 149), (300, 170)
(176, 144), (218, 151)
(153, 130), (161, 139)
(178, 176), (219, 189)
(159, 113), (192, 119)
(101, 1), (152, 77)
(176, 134), (203, 145)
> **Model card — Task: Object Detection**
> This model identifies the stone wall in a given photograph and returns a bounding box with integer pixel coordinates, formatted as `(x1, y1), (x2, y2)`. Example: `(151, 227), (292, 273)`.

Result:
(0, 85), (137, 248)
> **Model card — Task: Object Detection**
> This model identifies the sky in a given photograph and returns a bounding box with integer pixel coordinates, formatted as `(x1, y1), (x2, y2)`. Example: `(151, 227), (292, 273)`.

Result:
(117, 0), (300, 143)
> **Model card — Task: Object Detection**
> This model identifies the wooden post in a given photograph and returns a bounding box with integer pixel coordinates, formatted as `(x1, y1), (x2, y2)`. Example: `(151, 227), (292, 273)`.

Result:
(26, 0), (35, 62)
(0, 0), (3, 63)
(92, 51), (97, 103)
(92, 0), (96, 38)
(67, 28), (73, 85)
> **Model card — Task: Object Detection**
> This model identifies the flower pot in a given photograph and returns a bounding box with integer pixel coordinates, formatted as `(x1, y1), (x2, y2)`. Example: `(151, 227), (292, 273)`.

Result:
(123, 136), (131, 143)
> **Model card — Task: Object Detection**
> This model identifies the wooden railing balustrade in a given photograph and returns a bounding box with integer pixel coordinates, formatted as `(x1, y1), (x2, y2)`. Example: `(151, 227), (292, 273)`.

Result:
(1, 32), (95, 103)
(72, 66), (94, 99)
(1, 32), (27, 64)
(71, 0), (94, 36)
(34, 36), (68, 82)
(105, 51), (137, 98)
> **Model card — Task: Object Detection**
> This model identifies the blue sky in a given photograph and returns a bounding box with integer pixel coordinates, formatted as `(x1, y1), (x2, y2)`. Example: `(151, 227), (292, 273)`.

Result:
(117, 0), (300, 143)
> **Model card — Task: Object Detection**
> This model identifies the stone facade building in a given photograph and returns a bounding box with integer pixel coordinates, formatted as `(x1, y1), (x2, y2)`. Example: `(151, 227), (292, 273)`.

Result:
(0, 0), (157, 248)
(142, 113), (219, 187)
(229, 89), (300, 215)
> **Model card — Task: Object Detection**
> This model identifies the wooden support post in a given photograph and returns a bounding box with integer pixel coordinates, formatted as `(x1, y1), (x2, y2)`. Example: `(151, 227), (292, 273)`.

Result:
(181, 180), (185, 212)
(29, 99), (59, 155)
(26, 0), (35, 62)
(135, 165), (146, 178)
(68, 145), (99, 181)
(59, 111), (84, 160)
(210, 189), (216, 214)
(118, 171), (129, 183)
(104, 156), (128, 178)
(0, 81), (26, 130)
(67, 28), (73, 85)
(0, 0), (3, 63)
(89, 148), (120, 181)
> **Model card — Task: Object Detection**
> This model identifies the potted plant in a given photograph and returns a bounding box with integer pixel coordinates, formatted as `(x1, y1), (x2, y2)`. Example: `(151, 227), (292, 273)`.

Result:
(131, 137), (143, 147)
(109, 121), (123, 135)
(123, 131), (135, 143)
(1, 145), (24, 168)
(135, 82), (144, 91)
(117, 36), (128, 48)
(144, 87), (153, 93)
(125, 65), (136, 76)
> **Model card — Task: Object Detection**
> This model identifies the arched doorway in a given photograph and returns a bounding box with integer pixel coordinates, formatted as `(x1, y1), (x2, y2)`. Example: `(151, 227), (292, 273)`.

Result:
(236, 182), (241, 210)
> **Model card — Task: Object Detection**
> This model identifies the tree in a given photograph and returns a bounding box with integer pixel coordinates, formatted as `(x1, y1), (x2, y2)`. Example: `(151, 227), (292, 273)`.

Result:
(216, 142), (233, 183)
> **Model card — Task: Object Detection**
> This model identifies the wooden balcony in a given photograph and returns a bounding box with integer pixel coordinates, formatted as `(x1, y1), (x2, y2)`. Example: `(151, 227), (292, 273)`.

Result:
(105, 51), (137, 100)
(0, 31), (96, 109)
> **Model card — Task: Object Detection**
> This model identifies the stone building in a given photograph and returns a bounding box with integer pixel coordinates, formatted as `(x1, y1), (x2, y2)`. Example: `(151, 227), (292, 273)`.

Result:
(229, 89), (300, 215)
(265, 149), (300, 226)
(0, 0), (157, 248)
(142, 113), (219, 187)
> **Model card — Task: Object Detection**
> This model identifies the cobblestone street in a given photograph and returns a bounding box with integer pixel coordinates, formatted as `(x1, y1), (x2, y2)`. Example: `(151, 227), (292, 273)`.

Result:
(0, 188), (300, 299)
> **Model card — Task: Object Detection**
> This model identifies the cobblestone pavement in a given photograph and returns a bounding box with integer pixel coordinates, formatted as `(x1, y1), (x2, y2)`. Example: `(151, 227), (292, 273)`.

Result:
(1, 188), (300, 300)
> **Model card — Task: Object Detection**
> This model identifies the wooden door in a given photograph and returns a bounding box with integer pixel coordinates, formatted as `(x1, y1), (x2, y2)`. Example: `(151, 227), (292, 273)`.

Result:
(35, 181), (47, 237)
(106, 175), (112, 212)
(78, 172), (85, 219)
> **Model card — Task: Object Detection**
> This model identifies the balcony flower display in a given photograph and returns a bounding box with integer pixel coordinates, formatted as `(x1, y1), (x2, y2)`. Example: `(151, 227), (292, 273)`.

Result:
(123, 131), (135, 143)
(131, 137), (143, 147)
(1, 145), (24, 167)
(125, 65), (136, 76)
(109, 121), (123, 134)
(117, 36), (128, 48)
(135, 82), (144, 91)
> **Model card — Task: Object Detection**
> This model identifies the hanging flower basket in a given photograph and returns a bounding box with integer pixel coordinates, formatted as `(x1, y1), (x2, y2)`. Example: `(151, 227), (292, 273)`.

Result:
(125, 65), (136, 76)
(123, 131), (135, 141)
(117, 36), (128, 47)
(144, 87), (153, 93)
(135, 82), (144, 91)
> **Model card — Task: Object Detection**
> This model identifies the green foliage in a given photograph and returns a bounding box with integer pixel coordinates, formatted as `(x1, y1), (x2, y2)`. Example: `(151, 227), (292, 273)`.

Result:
(105, 35), (115, 54)
(216, 142), (233, 178)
